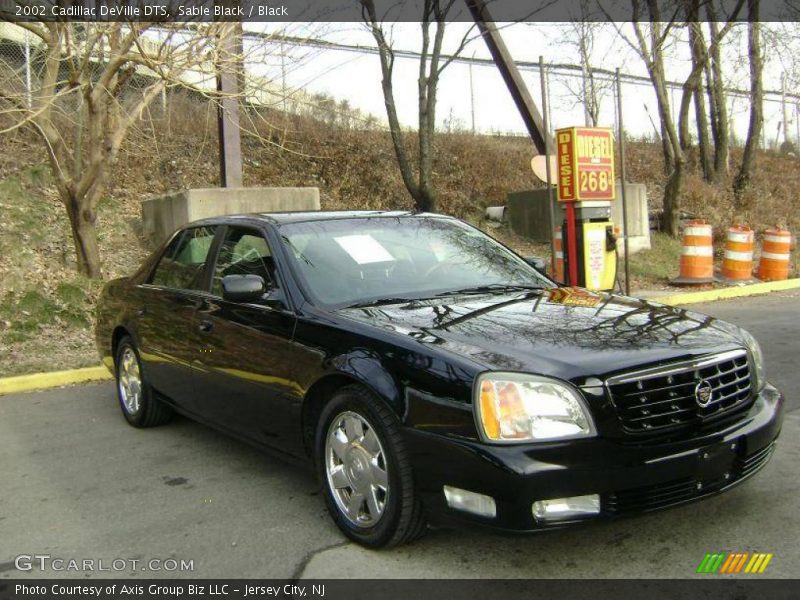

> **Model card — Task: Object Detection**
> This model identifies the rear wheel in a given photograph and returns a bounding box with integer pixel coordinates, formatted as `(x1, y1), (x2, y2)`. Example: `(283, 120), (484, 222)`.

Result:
(115, 336), (172, 428)
(315, 385), (426, 548)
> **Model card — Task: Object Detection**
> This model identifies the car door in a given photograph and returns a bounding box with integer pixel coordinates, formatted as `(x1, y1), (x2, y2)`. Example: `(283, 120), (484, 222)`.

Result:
(191, 225), (302, 453)
(135, 225), (218, 413)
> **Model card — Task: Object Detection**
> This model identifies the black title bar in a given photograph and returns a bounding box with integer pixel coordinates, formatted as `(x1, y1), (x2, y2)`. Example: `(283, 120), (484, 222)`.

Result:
(2, 579), (800, 600)
(0, 0), (797, 23)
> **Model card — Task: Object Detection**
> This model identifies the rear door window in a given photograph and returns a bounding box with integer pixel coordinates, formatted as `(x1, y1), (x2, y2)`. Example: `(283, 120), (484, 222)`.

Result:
(150, 226), (217, 291)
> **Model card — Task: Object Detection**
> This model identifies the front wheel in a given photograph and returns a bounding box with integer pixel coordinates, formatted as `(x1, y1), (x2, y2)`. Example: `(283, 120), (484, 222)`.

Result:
(115, 336), (172, 428)
(315, 385), (426, 548)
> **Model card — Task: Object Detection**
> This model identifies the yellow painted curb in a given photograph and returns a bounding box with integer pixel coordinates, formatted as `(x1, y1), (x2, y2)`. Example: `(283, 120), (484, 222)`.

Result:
(0, 365), (112, 396)
(652, 278), (800, 307)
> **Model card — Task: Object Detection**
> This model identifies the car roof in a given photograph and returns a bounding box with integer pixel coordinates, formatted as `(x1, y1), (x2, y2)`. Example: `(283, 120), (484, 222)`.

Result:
(185, 210), (452, 228)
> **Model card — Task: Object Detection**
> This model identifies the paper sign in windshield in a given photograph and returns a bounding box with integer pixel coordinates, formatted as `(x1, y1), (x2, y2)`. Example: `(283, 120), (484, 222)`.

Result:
(334, 234), (395, 264)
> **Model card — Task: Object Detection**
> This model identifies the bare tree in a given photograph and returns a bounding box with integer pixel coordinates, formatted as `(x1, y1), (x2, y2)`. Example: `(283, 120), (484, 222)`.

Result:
(688, 18), (713, 181)
(360, 0), (470, 212)
(614, 0), (742, 236)
(557, 3), (615, 126)
(733, 0), (764, 207)
(0, 22), (237, 278)
(704, 1), (732, 181)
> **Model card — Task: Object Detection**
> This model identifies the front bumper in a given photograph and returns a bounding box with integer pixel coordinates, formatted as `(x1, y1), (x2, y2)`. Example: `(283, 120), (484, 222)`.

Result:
(408, 384), (784, 532)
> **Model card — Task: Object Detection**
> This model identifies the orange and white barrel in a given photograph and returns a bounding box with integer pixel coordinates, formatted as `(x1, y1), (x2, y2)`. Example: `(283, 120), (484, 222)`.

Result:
(552, 226), (564, 283)
(757, 228), (792, 281)
(721, 225), (754, 280)
(678, 220), (714, 281)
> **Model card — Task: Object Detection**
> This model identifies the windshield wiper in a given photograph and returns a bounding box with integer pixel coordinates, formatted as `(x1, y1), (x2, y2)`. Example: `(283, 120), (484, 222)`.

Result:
(435, 283), (547, 297)
(344, 297), (418, 309)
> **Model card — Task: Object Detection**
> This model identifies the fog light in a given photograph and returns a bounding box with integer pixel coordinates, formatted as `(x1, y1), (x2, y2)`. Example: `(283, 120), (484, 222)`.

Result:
(443, 486), (497, 518)
(532, 494), (600, 523)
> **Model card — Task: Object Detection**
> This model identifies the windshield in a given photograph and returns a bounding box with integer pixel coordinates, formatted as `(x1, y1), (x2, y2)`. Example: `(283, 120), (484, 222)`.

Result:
(279, 216), (552, 307)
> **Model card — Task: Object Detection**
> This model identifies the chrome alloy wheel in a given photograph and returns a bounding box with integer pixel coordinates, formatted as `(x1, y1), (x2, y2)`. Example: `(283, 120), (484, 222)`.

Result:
(118, 347), (142, 415)
(325, 411), (389, 527)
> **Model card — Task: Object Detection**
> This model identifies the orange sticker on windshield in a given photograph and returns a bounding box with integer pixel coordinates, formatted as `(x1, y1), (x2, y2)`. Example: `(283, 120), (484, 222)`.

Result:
(547, 287), (602, 307)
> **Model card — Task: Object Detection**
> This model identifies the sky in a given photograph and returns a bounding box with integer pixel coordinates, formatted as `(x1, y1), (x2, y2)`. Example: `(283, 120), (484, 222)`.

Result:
(244, 21), (799, 149)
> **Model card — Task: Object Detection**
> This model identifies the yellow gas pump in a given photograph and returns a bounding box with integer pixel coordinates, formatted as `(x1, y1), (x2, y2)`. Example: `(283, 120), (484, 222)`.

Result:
(555, 127), (618, 291)
(573, 202), (617, 291)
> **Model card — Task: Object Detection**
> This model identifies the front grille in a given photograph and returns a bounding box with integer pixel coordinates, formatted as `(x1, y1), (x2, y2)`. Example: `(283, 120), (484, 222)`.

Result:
(606, 350), (754, 435)
(605, 478), (697, 514)
(735, 442), (776, 478)
(606, 442), (775, 515)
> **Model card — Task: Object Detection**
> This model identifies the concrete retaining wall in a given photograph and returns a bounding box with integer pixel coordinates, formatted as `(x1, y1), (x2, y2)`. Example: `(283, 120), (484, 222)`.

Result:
(506, 183), (650, 254)
(142, 187), (320, 245)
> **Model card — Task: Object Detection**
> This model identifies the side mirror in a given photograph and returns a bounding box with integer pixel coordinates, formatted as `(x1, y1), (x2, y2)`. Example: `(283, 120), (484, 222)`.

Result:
(221, 274), (266, 303)
(524, 256), (547, 275)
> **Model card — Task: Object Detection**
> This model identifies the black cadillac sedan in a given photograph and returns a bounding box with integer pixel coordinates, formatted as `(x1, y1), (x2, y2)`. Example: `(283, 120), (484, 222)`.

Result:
(96, 211), (784, 548)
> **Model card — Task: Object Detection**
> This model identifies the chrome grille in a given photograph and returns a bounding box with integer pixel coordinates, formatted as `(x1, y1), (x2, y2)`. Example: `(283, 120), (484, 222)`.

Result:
(606, 350), (753, 435)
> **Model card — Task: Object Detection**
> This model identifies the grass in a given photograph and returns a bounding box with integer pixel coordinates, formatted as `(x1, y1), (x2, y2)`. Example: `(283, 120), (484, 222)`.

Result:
(628, 233), (684, 288)
(0, 166), (143, 376)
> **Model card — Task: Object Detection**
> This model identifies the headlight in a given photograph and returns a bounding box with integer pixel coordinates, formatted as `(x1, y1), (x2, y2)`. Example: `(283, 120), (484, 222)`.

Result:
(740, 328), (766, 391)
(474, 372), (595, 443)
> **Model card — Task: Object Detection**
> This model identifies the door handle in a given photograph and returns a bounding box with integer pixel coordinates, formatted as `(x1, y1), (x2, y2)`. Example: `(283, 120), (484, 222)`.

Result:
(198, 320), (214, 333)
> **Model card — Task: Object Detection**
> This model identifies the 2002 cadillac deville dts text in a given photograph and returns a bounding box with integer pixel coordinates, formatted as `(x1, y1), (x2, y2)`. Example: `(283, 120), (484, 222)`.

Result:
(95, 212), (784, 547)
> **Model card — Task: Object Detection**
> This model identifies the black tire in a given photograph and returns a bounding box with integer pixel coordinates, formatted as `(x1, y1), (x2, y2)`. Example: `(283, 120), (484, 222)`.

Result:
(114, 336), (172, 428)
(315, 385), (427, 548)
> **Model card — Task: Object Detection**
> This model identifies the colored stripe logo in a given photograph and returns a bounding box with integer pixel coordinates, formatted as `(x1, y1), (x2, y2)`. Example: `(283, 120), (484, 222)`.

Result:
(697, 552), (773, 574)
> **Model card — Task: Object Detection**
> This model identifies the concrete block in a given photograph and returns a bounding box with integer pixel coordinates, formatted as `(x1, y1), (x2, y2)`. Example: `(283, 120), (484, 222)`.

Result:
(506, 183), (650, 254)
(142, 187), (320, 245)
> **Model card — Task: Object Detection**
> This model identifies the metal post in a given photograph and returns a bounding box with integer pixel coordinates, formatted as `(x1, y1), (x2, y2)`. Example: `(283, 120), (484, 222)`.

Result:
(280, 34), (287, 112)
(23, 32), (32, 108)
(540, 56), (557, 282)
(545, 62), (553, 134)
(469, 51), (476, 134)
(565, 202), (579, 287)
(465, 0), (553, 155)
(796, 101), (800, 148)
(616, 68), (631, 296)
(581, 54), (591, 126)
(781, 73), (789, 145)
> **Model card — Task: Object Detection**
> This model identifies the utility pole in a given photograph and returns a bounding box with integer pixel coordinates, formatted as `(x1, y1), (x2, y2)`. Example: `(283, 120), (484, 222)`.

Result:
(216, 21), (244, 188)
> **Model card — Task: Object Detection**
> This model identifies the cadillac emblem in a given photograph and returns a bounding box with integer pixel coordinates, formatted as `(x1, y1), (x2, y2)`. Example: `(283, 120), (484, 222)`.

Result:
(695, 380), (714, 407)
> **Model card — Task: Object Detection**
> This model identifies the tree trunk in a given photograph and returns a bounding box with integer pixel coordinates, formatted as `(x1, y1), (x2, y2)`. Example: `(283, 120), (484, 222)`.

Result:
(688, 21), (712, 181)
(733, 2), (763, 207)
(705, 10), (730, 182)
(65, 195), (101, 278)
(694, 84), (712, 180)
(662, 158), (684, 236)
(648, 22), (682, 237)
(413, 188), (436, 212)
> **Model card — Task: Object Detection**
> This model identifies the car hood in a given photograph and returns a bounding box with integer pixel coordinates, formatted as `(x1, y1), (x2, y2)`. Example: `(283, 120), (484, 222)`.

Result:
(338, 288), (747, 384)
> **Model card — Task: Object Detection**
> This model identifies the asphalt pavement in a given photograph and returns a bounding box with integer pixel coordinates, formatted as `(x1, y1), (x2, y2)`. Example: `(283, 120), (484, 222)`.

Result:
(1, 291), (798, 579)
